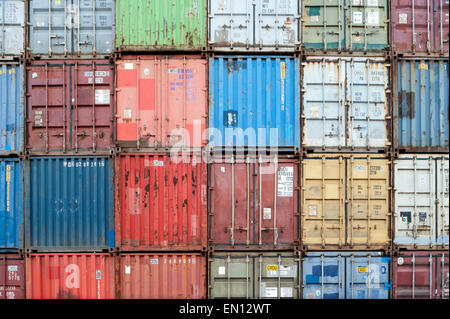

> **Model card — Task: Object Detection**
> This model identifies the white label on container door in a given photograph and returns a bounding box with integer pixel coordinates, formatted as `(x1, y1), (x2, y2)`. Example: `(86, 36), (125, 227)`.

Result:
(356, 165), (365, 171)
(144, 68), (150, 76)
(263, 207), (272, 220)
(278, 166), (294, 197)
(153, 160), (164, 167)
(368, 0), (378, 6)
(310, 106), (319, 118)
(124, 63), (134, 70)
(218, 266), (226, 275)
(95, 89), (110, 104)
(32, 72), (38, 79)
(311, 16), (319, 22)
(397, 257), (404, 265)
(123, 109), (132, 120)
(7, 265), (18, 271)
(353, 0), (361, 5)
(353, 11), (363, 24)
(398, 13), (408, 24)
(34, 111), (43, 126)
(125, 265), (131, 274)
(221, 166), (225, 173)
(367, 10), (379, 26)
(150, 259), (159, 264)
(308, 205), (317, 216)
(96, 270), (101, 280)
(265, 287), (278, 298)
(281, 287), (293, 298)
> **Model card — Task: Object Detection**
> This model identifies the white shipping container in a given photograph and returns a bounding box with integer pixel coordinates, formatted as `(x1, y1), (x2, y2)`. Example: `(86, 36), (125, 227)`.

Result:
(0, 0), (25, 57)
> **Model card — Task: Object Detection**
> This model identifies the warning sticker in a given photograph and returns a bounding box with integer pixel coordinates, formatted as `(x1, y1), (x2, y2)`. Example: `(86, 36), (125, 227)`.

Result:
(265, 287), (278, 298)
(278, 166), (293, 197)
(95, 89), (110, 105)
(419, 62), (428, 70)
(125, 265), (131, 274)
(153, 160), (164, 167)
(34, 111), (43, 126)
(367, 10), (379, 26)
(263, 207), (272, 220)
(308, 205), (317, 216)
(398, 13), (408, 24)
(368, 0), (378, 6)
(150, 259), (158, 264)
(124, 63), (134, 70)
(281, 287), (293, 298)
(266, 265), (278, 271)
(310, 16), (319, 22)
(218, 266), (226, 275)
(357, 267), (368, 273)
(353, 11), (363, 24)
(123, 109), (132, 120)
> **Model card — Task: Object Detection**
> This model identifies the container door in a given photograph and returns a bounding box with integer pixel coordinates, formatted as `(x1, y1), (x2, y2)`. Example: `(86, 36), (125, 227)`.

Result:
(302, 58), (346, 147)
(301, 0), (345, 50)
(302, 254), (345, 299)
(347, 157), (390, 248)
(435, 0), (450, 54)
(0, 0), (24, 56)
(302, 157), (346, 247)
(256, 255), (299, 299)
(346, 254), (390, 299)
(0, 256), (24, 299)
(346, 58), (388, 148)
(436, 253), (449, 299)
(437, 156), (449, 245)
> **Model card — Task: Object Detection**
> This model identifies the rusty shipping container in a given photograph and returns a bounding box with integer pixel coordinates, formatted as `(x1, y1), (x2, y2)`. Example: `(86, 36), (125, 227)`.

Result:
(301, 154), (391, 250)
(118, 253), (207, 299)
(391, 0), (449, 56)
(26, 253), (115, 299)
(0, 254), (24, 299)
(209, 155), (299, 250)
(115, 55), (207, 150)
(115, 153), (207, 251)
(0, 0), (25, 58)
(26, 59), (114, 155)
(393, 251), (449, 299)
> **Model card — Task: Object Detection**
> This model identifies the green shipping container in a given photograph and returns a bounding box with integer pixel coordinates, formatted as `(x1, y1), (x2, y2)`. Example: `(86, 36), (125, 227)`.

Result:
(302, 0), (389, 51)
(116, 0), (206, 51)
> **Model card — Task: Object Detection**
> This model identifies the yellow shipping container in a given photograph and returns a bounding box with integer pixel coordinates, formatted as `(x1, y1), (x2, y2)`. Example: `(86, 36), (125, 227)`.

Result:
(301, 154), (391, 250)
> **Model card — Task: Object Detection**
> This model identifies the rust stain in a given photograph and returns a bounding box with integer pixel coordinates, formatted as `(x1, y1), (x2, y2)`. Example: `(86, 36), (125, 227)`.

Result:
(398, 91), (415, 119)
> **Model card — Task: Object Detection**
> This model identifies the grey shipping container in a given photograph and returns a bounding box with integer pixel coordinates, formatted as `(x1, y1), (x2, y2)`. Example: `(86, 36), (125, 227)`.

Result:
(28, 0), (115, 58)
(0, 0), (25, 57)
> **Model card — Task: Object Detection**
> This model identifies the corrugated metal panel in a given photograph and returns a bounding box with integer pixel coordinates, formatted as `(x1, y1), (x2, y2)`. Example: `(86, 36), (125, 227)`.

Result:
(208, 0), (300, 52)
(28, 0), (115, 58)
(0, 254), (24, 299)
(209, 56), (300, 149)
(209, 155), (299, 249)
(116, 0), (206, 51)
(119, 253), (206, 299)
(0, 159), (23, 251)
(301, 0), (389, 51)
(115, 55), (207, 149)
(25, 157), (114, 252)
(394, 59), (449, 151)
(208, 252), (300, 299)
(391, 0), (449, 55)
(0, 63), (24, 155)
(393, 251), (449, 299)
(394, 154), (449, 248)
(302, 251), (391, 299)
(302, 154), (391, 250)
(26, 253), (115, 299)
(26, 60), (115, 155)
(115, 153), (207, 251)
(302, 57), (390, 150)
(0, 0), (25, 57)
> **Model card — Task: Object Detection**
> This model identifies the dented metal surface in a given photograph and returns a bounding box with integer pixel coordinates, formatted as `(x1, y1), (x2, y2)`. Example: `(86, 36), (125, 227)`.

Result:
(0, 0), (25, 57)
(115, 153), (207, 251)
(116, 0), (206, 51)
(0, 254), (24, 299)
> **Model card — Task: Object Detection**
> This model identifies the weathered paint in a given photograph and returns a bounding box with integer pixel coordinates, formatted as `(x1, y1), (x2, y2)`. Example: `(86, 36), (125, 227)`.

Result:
(26, 253), (115, 299)
(115, 55), (207, 149)
(116, 0), (206, 51)
(302, 57), (390, 150)
(208, 252), (300, 299)
(25, 157), (114, 252)
(0, 63), (24, 155)
(302, 251), (391, 299)
(0, 254), (24, 299)
(115, 153), (207, 251)
(393, 251), (449, 299)
(391, 0), (449, 55)
(302, 154), (391, 250)
(26, 60), (115, 155)
(118, 253), (207, 299)
(28, 0), (115, 57)
(394, 58), (449, 151)
(394, 155), (449, 248)
(209, 0), (300, 51)
(209, 155), (299, 249)
(302, 0), (389, 51)
(209, 56), (300, 149)
(0, 159), (23, 251)
(0, 0), (25, 57)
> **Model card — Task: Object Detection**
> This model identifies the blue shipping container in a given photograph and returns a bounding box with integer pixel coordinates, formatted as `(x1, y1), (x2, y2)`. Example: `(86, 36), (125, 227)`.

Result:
(209, 56), (300, 149)
(0, 63), (24, 155)
(302, 252), (391, 299)
(0, 159), (23, 251)
(25, 157), (114, 252)
(395, 59), (449, 151)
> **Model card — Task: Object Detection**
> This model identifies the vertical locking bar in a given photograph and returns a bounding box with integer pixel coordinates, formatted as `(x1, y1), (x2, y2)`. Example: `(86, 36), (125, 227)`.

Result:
(93, 0), (96, 55)
(246, 0), (249, 48)
(429, 253), (433, 298)
(273, 157), (278, 246)
(321, 59), (326, 149)
(165, 56), (170, 147)
(275, 0), (278, 48)
(62, 62), (66, 153)
(324, 0), (327, 50)
(182, 56), (187, 147)
(350, 156), (354, 247)
(321, 254), (324, 299)
(349, 0), (353, 51)
(45, 63), (49, 153)
(231, 156), (235, 246)
(136, 57), (140, 150)
(77, 0), (80, 56)
(259, 255), (262, 299)
(229, 0), (233, 48)
(338, 255), (341, 299)
(338, 0), (342, 51)
(364, 0), (367, 52)
(92, 61), (96, 152)
(246, 255), (249, 299)
(246, 156), (250, 246)
(440, 0), (444, 53)
(227, 255), (231, 299)
(366, 60), (370, 148)
(349, 59), (355, 147)
(74, 62), (79, 152)
(439, 157), (445, 245)
(48, 0), (52, 55)
(413, 156), (417, 243)
(412, 0), (416, 52)
(351, 254), (354, 299)
(321, 156), (325, 247)
(277, 255), (281, 299)
(412, 253), (415, 298)
(427, 0), (431, 52)
(441, 253), (445, 299)
(368, 254), (371, 299)
(367, 156), (371, 247)
(429, 156), (433, 246)
(63, 0), (67, 55)
(259, 156), (263, 246)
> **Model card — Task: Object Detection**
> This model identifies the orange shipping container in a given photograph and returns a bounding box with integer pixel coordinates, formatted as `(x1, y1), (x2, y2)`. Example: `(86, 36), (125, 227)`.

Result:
(26, 254), (115, 299)
(118, 253), (207, 299)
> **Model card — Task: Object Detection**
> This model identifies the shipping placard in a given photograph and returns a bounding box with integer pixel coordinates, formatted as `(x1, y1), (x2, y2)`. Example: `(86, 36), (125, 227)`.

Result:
(278, 166), (294, 197)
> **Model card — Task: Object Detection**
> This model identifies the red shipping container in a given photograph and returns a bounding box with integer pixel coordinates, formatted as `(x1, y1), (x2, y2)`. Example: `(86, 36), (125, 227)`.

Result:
(393, 251), (449, 299)
(26, 253), (115, 299)
(209, 155), (300, 250)
(115, 153), (207, 251)
(26, 60), (115, 154)
(115, 55), (207, 149)
(0, 254), (25, 299)
(391, 0), (449, 55)
(118, 253), (206, 299)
